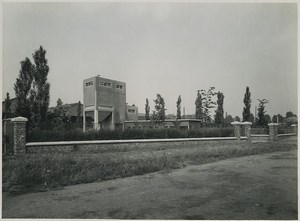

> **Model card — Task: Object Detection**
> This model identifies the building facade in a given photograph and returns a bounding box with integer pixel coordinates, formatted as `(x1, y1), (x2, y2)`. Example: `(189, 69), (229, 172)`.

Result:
(83, 76), (131, 131)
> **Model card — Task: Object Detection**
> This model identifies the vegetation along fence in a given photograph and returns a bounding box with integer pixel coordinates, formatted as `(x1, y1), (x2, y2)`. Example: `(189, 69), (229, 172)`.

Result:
(2, 116), (298, 155)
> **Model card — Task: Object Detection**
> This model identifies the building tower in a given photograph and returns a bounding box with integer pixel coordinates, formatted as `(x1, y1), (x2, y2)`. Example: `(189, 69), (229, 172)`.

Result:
(83, 76), (126, 131)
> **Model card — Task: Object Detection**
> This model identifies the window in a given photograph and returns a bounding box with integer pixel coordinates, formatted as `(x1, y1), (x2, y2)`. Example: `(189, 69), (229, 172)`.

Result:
(116, 84), (123, 90)
(128, 109), (135, 113)
(85, 81), (93, 87)
(100, 81), (111, 87)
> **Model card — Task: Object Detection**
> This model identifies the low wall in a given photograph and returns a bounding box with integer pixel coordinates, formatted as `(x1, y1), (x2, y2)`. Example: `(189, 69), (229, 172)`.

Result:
(278, 133), (296, 138)
(26, 137), (248, 154)
(251, 134), (270, 143)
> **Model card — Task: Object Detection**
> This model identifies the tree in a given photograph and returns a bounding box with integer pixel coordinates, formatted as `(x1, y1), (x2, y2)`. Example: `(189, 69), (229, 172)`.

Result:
(265, 114), (271, 124)
(3, 92), (12, 119)
(272, 115), (277, 123)
(277, 114), (284, 124)
(195, 90), (202, 120)
(249, 113), (255, 123)
(14, 57), (34, 121)
(242, 86), (251, 122)
(77, 101), (82, 126)
(176, 95), (182, 119)
(234, 116), (241, 122)
(52, 98), (71, 129)
(286, 111), (295, 118)
(214, 92), (224, 125)
(145, 98), (150, 120)
(30, 46), (50, 128)
(200, 87), (217, 122)
(224, 114), (234, 123)
(255, 99), (269, 126)
(152, 94), (166, 123)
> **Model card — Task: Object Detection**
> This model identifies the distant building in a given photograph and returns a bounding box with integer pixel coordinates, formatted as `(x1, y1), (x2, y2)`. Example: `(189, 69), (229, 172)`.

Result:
(83, 75), (138, 131)
(2, 98), (17, 118)
(124, 119), (203, 131)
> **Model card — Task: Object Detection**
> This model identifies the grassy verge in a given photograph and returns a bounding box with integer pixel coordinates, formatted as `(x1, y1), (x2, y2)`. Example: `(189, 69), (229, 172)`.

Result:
(3, 139), (297, 194)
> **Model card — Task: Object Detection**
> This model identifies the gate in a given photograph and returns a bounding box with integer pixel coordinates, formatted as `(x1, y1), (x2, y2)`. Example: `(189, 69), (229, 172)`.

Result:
(2, 119), (14, 154)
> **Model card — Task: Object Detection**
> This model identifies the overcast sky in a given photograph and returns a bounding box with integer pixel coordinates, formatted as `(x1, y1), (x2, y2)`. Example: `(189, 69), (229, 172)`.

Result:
(2, 2), (298, 118)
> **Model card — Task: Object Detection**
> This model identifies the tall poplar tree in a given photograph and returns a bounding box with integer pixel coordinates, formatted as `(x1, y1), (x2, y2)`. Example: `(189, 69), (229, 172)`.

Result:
(200, 87), (217, 122)
(145, 98), (150, 120)
(30, 46), (50, 128)
(214, 92), (224, 125)
(152, 94), (166, 122)
(176, 95), (182, 119)
(195, 90), (202, 119)
(243, 86), (251, 122)
(14, 57), (34, 121)
(77, 101), (82, 126)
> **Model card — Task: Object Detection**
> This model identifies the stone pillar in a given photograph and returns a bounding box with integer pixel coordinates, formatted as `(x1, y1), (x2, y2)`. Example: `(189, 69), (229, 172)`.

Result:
(242, 121), (252, 141)
(11, 117), (28, 155)
(291, 124), (298, 135)
(231, 121), (242, 140)
(268, 123), (278, 142)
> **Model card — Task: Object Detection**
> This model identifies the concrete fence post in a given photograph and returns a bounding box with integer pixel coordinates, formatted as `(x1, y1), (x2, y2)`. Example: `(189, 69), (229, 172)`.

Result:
(231, 121), (242, 140)
(11, 117), (28, 155)
(268, 123), (278, 142)
(242, 121), (252, 141)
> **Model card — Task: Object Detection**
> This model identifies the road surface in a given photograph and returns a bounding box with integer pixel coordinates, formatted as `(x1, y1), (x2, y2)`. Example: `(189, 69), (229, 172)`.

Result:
(2, 149), (297, 219)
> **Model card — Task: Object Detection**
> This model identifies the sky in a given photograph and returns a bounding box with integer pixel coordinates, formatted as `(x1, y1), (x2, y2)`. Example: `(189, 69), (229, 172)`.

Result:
(2, 2), (298, 118)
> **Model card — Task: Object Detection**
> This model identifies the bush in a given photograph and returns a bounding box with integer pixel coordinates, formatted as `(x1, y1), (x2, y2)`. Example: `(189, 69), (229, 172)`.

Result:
(27, 128), (234, 142)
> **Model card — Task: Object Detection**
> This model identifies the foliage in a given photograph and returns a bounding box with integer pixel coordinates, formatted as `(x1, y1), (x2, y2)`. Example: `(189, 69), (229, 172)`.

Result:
(27, 127), (234, 142)
(14, 57), (34, 122)
(234, 116), (241, 122)
(199, 87), (217, 122)
(145, 98), (150, 120)
(3, 93), (12, 119)
(265, 114), (271, 124)
(195, 90), (202, 120)
(151, 94), (166, 123)
(14, 46), (50, 131)
(176, 95), (182, 119)
(272, 115), (277, 123)
(214, 92), (224, 125)
(224, 114), (234, 123)
(77, 101), (82, 126)
(249, 113), (255, 123)
(277, 114), (284, 124)
(286, 111), (296, 118)
(242, 86), (251, 122)
(255, 99), (269, 126)
(29, 46), (50, 129)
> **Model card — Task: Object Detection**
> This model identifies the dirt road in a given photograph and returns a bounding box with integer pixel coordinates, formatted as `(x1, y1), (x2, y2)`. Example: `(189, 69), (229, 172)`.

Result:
(2, 149), (297, 219)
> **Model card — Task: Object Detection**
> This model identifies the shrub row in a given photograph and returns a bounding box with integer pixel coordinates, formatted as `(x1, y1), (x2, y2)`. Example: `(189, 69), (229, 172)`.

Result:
(27, 128), (234, 142)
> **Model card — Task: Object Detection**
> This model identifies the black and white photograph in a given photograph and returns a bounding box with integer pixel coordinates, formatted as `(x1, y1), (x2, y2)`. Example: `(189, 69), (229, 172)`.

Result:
(1, 1), (298, 219)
